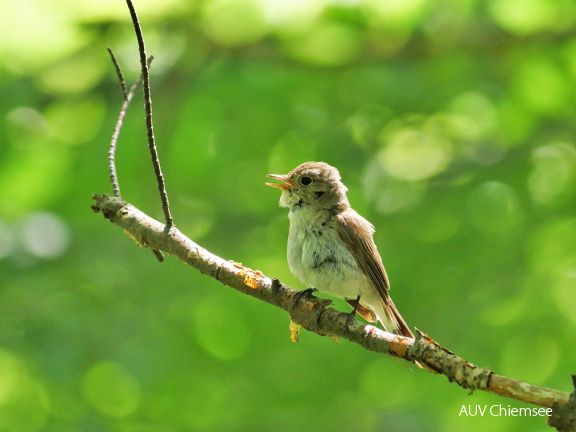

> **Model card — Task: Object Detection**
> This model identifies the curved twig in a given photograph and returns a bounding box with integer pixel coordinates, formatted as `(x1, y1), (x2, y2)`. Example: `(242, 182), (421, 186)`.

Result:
(106, 49), (152, 198)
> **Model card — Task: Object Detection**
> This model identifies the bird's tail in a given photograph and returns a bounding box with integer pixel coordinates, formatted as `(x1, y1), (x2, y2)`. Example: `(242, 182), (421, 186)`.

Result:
(375, 298), (432, 370)
(374, 297), (414, 339)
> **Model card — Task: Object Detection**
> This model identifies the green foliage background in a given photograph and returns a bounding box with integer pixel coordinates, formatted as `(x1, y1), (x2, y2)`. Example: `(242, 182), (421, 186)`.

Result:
(1, 0), (576, 430)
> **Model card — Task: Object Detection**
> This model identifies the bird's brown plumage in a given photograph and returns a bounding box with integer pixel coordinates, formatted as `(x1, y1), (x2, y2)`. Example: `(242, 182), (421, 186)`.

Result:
(336, 209), (414, 338)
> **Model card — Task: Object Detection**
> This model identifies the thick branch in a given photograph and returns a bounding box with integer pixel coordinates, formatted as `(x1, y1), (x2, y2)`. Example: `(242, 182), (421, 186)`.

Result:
(550, 376), (576, 431)
(91, 193), (571, 412)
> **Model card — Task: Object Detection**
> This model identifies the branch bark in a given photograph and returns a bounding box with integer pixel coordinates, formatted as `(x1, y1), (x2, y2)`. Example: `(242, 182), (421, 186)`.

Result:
(91, 194), (572, 414)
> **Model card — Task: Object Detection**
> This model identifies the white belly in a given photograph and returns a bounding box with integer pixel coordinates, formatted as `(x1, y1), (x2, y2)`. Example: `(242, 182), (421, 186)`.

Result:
(287, 207), (370, 300)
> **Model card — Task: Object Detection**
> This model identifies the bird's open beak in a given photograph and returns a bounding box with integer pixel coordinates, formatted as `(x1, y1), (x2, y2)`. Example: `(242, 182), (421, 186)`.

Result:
(266, 174), (294, 190)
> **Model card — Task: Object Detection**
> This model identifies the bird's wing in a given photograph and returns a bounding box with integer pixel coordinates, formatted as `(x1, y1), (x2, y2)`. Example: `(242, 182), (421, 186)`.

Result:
(335, 209), (390, 296)
(335, 209), (413, 338)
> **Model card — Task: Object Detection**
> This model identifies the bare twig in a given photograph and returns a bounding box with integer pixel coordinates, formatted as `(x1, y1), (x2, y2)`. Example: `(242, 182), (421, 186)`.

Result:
(107, 47), (127, 197)
(107, 49), (153, 198)
(107, 47), (128, 101)
(91, 194), (572, 412)
(125, 0), (173, 229)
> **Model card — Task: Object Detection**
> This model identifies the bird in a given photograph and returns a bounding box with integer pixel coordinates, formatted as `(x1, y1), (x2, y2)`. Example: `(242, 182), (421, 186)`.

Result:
(266, 161), (414, 338)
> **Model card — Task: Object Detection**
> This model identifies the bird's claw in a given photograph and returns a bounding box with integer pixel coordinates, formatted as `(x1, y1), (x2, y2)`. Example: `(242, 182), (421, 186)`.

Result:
(291, 288), (317, 312)
(343, 295), (361, 338)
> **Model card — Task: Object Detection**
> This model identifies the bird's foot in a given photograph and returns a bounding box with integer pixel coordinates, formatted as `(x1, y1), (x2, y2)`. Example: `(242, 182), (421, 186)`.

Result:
(343, 295), (361, 338)
(291, 288), (317, 312)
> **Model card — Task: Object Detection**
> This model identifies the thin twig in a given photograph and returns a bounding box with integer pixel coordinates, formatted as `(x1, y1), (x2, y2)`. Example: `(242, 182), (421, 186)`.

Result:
(107, 50), (153, 198)
(107, 47), (128, 101)
(125, 0), (174, 229)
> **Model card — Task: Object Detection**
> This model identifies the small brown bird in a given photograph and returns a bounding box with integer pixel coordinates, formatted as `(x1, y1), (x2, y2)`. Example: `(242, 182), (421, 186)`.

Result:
(267, 161), (414, 338)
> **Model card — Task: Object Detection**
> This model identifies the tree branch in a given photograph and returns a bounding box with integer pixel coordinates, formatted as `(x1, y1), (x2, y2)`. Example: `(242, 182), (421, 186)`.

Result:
(90, 194), (572, 412)
(550, 376), (576, 431)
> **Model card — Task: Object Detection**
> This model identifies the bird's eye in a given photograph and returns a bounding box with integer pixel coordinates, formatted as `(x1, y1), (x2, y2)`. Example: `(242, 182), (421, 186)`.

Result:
(301, 176), (312, 186)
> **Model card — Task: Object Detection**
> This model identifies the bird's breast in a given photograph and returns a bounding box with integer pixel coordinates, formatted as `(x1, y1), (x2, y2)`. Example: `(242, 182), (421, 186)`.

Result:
(287, 208), (362, 297)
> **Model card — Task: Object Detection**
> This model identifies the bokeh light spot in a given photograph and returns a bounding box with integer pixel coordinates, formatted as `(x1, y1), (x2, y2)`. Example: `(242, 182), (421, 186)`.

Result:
(379, 128), (453, 181)
(407, 207), (460, 243)
(45, 97), (106, 145)
(500, 335), (559, 383)
(82, 362), (141, 418)
(0, 349), (49, 432)
(0, 348), (23, 406)
(282, 23), (361, 67)
(358, 359), (418, 407)
(70, 0), (189, 22)
(528, 142), (576, 206)
(7, 107), (50, 145)
(512, 58), (569, 115)
(260, 0), (324, 29)
(528, 218), (576, 277)
(194, 297), (251, 361)
(21, 212), (71, 260)
(0, 1), (86, 73)
(489, 0), (573, 35)
(553, 274), (576, 326)
(363, 0), (428, 30)
(364, 159), (427, 215)
(2, 109), (71, 217)
(37, 52), (105, 95)
(467, 182), (522, 235)
(449, 92), (496, 133)
(202, 0), (269, 47)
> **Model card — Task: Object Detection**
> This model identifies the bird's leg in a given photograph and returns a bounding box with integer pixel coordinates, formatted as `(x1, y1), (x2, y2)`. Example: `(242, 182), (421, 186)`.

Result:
(291, 288), (318, 312)
(344, 295), (361, 337)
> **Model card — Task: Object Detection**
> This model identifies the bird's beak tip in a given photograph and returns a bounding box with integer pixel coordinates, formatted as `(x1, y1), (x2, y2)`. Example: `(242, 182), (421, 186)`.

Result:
(266, 174), (293, 190)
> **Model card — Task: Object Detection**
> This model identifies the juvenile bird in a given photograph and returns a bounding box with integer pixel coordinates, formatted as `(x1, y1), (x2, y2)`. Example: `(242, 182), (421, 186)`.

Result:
(267, 161), (414, 337)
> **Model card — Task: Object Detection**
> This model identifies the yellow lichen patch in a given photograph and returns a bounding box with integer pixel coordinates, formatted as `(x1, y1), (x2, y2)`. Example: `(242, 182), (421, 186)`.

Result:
(389, 336), (409, 358)
(235, 264), (265, 289)
(246, 269), (264, 289)
(289, 320), (302, 342)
